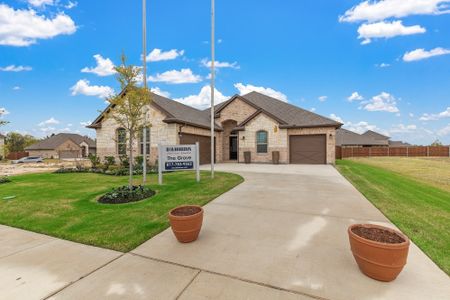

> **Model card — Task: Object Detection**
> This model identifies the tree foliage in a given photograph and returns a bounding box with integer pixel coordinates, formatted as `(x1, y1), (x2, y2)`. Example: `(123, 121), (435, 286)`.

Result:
(5, 132), (39, 153)
(105, 54), (152, 187)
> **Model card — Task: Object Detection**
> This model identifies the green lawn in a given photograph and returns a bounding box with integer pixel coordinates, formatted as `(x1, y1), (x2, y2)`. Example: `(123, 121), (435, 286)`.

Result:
(336, 159), (450, 275)
(0, 171), (243, 252)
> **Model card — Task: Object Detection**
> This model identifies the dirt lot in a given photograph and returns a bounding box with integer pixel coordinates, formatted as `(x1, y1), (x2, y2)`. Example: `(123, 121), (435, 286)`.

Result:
(0, 159), (90, 176)
(349, 157), (450, 193)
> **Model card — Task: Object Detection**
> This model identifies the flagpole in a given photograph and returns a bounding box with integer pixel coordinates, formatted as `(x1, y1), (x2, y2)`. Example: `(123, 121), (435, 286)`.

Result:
(142, 0), (148, 183)
(210, 0), (215, 178)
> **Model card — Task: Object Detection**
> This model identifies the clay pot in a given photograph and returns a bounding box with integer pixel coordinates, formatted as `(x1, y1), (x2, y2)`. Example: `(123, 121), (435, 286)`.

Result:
(348, 224), (410, 282)
(168, 205), (204, 243)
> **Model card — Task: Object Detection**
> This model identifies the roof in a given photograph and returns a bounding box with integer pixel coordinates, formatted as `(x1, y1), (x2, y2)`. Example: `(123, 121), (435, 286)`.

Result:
(25, 133), (96, 150)
(213, 92), (342, 129)
(389, 140), (411, 147)
(89, 90), (341, 131)
(0, 133), (5, 139)
(336, 128), (388, 146)
(362, 130), (390, 140)
(88, 91), (221, 131)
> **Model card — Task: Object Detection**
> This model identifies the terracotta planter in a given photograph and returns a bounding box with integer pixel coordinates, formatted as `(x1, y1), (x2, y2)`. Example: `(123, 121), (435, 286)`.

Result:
(168, 205), (203, 243)
(348, 224), (410, 282)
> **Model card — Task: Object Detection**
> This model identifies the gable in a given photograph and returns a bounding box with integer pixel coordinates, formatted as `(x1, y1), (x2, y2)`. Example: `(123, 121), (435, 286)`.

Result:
(217, 97), (258, 124)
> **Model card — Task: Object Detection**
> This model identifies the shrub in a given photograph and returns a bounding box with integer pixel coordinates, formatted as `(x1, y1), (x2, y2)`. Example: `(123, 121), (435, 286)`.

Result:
(0, 176), (11, 184)
(119, 155), (129, 168)
(98, 185), (155, 204)
(88, 153), (101, 169)
(134, 155), (144, 170)
(54, 167), (90, 173)
(103, 156), (116, 171)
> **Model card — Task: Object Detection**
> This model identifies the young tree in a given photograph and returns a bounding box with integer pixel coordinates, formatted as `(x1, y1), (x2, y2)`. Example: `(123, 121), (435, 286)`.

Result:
(6, 132), (39, 153)
(105, 54), (152, 188)
(430, 139), (443, 146)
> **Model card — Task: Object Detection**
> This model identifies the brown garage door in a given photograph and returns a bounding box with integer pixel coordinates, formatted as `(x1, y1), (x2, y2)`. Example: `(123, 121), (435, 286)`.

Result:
(59, 150), (79, 159)
(179, 134), (215, 165)
(289, 135), (326, 164)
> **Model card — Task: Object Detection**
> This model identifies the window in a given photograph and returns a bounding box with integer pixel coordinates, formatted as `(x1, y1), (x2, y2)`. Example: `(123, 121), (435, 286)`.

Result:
(140, 127), (150, 155)
(256, 130), (268, 153)
(117, 128), (126, 155)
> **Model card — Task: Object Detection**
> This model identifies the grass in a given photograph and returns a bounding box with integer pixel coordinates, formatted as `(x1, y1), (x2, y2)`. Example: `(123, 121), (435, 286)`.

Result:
(348, 157), (450, 193)
(0, 171), (243, 252)
(336, 159), (450, 275)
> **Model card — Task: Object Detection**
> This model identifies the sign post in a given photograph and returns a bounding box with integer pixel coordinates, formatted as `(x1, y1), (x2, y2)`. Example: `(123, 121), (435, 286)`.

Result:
(158, 143), (200, 185)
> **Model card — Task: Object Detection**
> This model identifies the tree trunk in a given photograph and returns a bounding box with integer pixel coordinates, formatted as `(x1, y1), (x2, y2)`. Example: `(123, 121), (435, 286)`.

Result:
(128, 132), (133, 188)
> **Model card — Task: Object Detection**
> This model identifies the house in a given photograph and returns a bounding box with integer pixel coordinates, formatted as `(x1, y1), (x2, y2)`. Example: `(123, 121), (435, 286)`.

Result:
(336, 129), (389, 147)
(25, 133), (96, 159)
(88, 91), (342, 164)
(337, 129), (410, 148)
(0, 133), (5, 159)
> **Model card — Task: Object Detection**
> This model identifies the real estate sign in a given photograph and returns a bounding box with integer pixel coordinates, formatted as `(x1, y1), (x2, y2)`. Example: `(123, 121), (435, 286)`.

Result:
(158, 143), (200, 184)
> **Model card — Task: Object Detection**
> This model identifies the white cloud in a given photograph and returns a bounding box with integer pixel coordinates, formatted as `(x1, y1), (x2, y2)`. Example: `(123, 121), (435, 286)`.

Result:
(389, 123), (417, 133)
(0, 107), (10, 116)
(201, 59), (240, 69)
(344, 121), (380, 134)
(174, 85), (229, 109)
(376, 63), (391, 68)
(358, 21), (425, 44)
(362, 92), (399, 113)
(151, 87), (170, 98)
(81, 54), (116, 76)
(409, 113), (415, 118)
(403, 47), (450, 62)
(80, 121), (91, 127)
(146, 48), (184, 62)
(13, 86), (21, 90)
(339, 0), (450, 23)
(70, 79), (114, 98)
(65, 1), (77, 9)
(420, 107), (450, 121)
(148, 69), (201, 84)
(28, 0), (54, 7)
(67, 123), (73, 127)
(40, 126), (56, 133)
(318, 95), (328, 102)
(329, 114), (344, 123)
(0, 4), (77, 46)
(234, 83), (288, 102)
(348, 91), (364, 101)
(437, 124), (450, 136)
(39, 117), (59, 126)
(310, 107), (316, 112)
(0, 65), (32, 72)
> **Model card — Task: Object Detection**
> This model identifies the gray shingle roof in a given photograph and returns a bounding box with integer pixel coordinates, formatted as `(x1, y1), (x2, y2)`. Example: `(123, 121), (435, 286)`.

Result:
(362, 130), (390, 140)
(213, 92), (341, 128)
(336, 129), (388, 146)
(25, 133), (96, 150)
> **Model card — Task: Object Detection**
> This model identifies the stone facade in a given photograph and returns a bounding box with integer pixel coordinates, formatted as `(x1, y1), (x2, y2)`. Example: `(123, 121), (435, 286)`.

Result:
(0, 136), (5, 159)
(95, 104), (178, 164)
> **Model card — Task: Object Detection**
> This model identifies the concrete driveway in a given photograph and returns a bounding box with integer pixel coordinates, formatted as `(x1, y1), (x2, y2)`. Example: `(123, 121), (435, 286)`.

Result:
(1, 164), (449, 299)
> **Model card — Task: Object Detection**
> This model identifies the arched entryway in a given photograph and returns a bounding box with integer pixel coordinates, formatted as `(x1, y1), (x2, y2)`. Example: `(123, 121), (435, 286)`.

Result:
(221, 119), (238, 161)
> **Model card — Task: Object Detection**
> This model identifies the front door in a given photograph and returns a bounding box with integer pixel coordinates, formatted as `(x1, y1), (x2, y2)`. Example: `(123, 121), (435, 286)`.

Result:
(229, 136), (238, 160)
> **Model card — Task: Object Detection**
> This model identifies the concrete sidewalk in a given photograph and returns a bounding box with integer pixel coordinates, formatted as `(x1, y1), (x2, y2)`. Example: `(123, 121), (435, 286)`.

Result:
(1, 164), (449, 299)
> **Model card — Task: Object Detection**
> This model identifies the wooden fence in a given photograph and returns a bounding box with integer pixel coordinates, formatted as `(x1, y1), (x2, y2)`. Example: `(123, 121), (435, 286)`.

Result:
(336, 146), (450, 159)
(6, 151), (29, 160)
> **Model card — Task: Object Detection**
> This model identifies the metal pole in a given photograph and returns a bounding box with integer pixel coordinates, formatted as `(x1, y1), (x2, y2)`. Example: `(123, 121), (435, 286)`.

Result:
(210, 0), (215, 178)
(196, 142), (200, 182)
(142, 0), (147, 183)
(158, 146), (163, 185)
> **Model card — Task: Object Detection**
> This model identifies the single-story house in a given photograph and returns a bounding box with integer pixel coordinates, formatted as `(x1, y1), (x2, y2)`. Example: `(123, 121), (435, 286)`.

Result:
(88, 91), (342, 164)
(0, 133), (5, 158)
(25, 133), (96, 159)
(337, 129), (410, 148)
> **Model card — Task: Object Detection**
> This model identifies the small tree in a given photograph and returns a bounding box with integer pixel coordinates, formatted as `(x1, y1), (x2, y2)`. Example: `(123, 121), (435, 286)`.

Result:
(105, 54), (152, 187)
(430, 139), (443, 146)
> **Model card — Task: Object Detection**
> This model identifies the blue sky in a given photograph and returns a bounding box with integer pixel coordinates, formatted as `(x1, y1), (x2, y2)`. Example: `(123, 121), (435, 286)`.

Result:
(1, 0), (450, 145)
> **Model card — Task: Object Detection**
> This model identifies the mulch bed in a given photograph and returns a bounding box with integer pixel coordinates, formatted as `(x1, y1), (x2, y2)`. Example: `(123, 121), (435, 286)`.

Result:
(171, 206), (201, 216)
(352, 226), (405, 244)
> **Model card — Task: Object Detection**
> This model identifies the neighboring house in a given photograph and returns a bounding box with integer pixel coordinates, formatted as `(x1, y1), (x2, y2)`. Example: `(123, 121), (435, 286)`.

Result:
(25, 133), (96, 159)
(88, 91), (342, 164)
(336, 129), (388, 147)
(0, 133), (5, 159)
(337, 129), (410, 148)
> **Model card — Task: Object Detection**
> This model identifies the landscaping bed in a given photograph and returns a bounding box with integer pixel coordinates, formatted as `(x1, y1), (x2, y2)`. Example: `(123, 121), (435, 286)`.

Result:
(337, 159), (450, 275)
(0, 171), (243, 252)
(98, 185), (155, 204)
